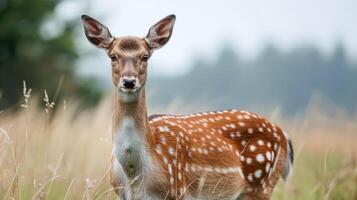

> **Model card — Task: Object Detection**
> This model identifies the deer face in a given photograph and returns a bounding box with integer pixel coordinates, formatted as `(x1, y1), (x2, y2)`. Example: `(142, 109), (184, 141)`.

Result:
(81, 15), (176, 102)
(107, 37), (150, 100)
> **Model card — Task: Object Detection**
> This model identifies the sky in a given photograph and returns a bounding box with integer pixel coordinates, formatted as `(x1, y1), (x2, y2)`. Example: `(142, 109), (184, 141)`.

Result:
(58, 0), (357, 78)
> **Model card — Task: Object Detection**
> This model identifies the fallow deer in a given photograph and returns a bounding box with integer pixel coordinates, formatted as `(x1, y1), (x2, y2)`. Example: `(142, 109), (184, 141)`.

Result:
(81, 14), (294, 200)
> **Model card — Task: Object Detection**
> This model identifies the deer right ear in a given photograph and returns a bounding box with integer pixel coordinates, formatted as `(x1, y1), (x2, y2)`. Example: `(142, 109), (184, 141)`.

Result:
(145, 15), (176, 50)
(81, 15), (113, 49)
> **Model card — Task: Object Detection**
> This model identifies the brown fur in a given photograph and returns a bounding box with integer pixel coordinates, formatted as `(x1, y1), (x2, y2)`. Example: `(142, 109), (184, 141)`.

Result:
(118, 38), (141, 51)
(144, 111), (289, 199)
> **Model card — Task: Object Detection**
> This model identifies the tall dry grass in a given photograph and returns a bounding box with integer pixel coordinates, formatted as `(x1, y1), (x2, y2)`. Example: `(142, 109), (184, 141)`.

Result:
(0, 94), (114, 199)
(0, 88), (356, 199)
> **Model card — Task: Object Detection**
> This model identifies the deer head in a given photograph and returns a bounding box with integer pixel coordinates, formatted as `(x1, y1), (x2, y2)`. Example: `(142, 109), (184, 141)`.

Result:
(81, 15), (176, 103)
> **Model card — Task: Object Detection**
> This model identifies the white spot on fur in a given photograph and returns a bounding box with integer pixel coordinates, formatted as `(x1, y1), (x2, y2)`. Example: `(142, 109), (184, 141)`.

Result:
(256, 154), (265, 163)
(168, 147), (175, 155)
(240, 155), (245, 162)
(265, 162), (271, 173)
(254, 169), (262, 178)
(246, 157), (252, 164)
(266, 151), (272, 161)
(155, 145), (162, 155)
(168, 164), (173, 175)
(158, 126), (170, 132)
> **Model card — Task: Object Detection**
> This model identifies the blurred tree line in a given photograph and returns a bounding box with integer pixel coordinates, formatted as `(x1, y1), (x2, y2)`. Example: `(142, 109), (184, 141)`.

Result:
(0, 0), (101, 110)
(148, 43), (357, 114)
(1, 0), (356, 115)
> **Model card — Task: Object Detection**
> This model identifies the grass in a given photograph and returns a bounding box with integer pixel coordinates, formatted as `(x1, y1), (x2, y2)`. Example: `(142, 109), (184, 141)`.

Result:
(0, 94), (356, 199)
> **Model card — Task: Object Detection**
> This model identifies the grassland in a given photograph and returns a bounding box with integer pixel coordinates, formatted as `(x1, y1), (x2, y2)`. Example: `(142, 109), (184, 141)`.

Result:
(0, 95), (356, 200)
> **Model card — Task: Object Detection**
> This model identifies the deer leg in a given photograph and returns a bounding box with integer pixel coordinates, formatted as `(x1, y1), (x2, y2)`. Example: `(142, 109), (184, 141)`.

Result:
(110, 162), (126, 198)
(110, 154), (132, 199)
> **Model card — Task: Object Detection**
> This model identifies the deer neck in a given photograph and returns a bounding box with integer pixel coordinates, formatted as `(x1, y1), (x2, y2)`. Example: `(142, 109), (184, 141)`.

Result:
(112, 88), (153, 178)
(113, 89), (149, 135)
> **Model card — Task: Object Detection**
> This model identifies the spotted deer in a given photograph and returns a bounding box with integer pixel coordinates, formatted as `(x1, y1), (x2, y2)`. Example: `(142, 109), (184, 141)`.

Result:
(81, 14), (294, 200)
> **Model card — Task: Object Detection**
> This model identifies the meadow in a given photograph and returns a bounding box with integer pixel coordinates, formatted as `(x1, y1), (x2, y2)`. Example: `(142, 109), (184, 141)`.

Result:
(0, 91), (356, 200)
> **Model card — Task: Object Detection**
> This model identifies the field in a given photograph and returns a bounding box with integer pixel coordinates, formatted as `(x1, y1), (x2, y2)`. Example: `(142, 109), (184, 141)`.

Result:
(0, 95), (356, 200)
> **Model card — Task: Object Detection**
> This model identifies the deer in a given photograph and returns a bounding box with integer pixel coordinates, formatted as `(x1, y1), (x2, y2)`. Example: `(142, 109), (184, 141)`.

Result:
(81, 14), (294, 200)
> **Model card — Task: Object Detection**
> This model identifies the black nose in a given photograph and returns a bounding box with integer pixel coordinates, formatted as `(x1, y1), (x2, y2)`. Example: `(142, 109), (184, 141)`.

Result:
(123, 78), (136, 89)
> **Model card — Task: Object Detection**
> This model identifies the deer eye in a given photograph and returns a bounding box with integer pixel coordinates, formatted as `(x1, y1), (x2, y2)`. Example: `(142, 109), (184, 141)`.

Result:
(109, 54), (117, 61)
(142, 54), (149, 62)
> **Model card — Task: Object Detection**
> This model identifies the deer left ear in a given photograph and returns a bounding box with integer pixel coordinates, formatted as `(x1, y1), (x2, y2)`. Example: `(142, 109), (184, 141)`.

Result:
(81, 15), (113, 49)
(145, 15), (176, 50)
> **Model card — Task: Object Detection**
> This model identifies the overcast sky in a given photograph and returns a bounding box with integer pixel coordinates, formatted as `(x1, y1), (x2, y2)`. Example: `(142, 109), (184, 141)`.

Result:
(62, 0), (357, 77)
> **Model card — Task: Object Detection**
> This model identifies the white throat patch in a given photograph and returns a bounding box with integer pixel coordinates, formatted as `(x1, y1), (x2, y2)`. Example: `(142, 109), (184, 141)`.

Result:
(113, 117), (151, 179)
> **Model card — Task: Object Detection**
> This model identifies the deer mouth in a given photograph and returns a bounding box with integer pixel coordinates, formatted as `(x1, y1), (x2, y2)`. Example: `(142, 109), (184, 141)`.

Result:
(119, 86), (141, 94)
(118, 86), (142, 102)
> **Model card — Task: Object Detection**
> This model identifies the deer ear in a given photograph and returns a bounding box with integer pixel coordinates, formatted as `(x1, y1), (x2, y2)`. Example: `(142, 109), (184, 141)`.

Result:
(81, 15), (113, 49)
(145, 15), (176, 50)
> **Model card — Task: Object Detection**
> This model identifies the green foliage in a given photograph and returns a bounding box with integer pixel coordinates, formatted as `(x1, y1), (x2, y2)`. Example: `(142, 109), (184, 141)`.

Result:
(0, 0), (102, 109)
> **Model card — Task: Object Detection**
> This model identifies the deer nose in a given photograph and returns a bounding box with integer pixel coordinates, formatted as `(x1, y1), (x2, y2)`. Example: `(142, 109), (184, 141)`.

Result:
(122, 77), (136, 89)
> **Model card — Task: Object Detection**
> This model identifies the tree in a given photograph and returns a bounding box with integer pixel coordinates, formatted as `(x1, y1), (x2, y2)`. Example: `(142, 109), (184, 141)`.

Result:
(0, 0), (101, 109)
